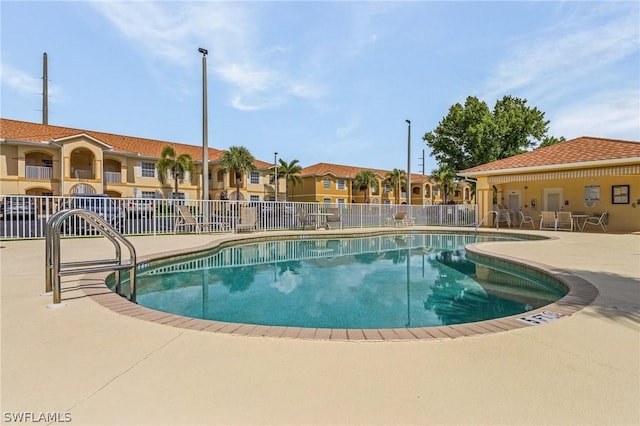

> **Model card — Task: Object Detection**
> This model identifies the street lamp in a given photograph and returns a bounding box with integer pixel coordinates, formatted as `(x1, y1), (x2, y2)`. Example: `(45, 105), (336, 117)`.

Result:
(406, 119), (411, 206)
(198, 47), (208, 204)
(274, 152), (278, 202)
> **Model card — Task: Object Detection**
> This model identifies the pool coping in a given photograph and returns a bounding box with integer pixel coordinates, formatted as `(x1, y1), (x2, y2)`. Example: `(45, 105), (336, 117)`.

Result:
(79, 228), (599, 341)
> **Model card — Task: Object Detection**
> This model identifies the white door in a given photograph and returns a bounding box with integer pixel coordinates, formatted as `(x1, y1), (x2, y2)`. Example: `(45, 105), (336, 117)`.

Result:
(543, 189), (563, 211)
(506, 191), (521, 225)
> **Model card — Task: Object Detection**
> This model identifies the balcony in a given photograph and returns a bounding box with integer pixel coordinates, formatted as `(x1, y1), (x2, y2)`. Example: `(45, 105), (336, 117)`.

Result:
(72, 169), (93, 179)
(25, 166), (53, 180)
(104, 171), (122, 184)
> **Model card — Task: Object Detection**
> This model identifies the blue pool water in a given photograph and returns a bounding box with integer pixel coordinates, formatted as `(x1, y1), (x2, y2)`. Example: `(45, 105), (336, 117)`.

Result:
(128, 233), (566, 329)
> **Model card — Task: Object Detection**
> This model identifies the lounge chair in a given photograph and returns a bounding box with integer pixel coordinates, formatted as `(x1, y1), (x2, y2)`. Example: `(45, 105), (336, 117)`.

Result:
(236, 206), (258, 233)
(174, 204), (222, 234)
(556, 211), (573, 231)
(389, 211), (408, 227)
(518, 210), (535, 229)
(583, 212), (608, 232)
(539, 211), (557, 231)
(325, 208), (343, 230)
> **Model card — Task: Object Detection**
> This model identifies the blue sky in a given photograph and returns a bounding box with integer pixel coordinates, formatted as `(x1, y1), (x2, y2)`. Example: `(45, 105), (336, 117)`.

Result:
(2, 1), (638, 174)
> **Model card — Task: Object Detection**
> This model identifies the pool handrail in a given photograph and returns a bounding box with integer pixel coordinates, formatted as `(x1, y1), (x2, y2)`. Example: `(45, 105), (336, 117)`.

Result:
(45, 208), (137, 306)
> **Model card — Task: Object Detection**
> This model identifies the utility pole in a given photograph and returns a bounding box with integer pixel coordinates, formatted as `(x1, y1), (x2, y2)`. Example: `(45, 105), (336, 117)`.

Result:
(198, 48), (209, 203)
(406, 120), (411, 206)
(42, 52), (48, 125)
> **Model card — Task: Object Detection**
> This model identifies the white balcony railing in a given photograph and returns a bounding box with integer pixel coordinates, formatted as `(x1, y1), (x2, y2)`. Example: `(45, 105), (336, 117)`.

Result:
(73, 169), (93, 179)
(25, 166), (53, 180)
(104, 171), (122, 184)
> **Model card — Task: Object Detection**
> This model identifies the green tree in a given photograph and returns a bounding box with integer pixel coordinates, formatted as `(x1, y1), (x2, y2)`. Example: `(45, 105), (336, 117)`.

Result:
(384, 168), (406, 205)
(431, 166), (457, 204)
(277, 158), (302, 201)
(353, 170), (379, 204)
(423, 95), (556, 171)
(155, 146), (194, 197)
(219, 146), (256, 201)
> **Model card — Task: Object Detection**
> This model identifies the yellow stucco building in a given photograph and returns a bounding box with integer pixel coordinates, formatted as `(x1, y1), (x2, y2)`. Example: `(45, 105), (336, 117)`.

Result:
(290, 163), (471, 205)
(0, 118), (282, 202)
(458, 136), (640, 232)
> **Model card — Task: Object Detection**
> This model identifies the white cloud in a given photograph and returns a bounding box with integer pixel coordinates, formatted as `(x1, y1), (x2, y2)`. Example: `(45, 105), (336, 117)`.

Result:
(91, 1), (327, 111)
(481, 5), (639, 102)
(0, 63), (42, 96)
(550, 89), (640, 141)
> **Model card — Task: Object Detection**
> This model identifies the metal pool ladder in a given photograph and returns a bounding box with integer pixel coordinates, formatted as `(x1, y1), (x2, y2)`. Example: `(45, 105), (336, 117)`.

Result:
(44, 208), (137, 307)
(475, 210), (500, 232)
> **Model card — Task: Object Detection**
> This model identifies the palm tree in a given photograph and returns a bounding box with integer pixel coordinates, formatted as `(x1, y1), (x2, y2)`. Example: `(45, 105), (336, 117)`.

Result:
(277, 159), (302, 201)
(353, 170), (378, 204)
(384, 168), (406, 205)
(219, 146), (256, 201)
(431, 166), (456, 204)
(155, 146), (194, 197)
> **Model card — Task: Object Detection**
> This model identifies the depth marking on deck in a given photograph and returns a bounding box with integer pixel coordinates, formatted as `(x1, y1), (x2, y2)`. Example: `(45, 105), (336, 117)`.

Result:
(518, 311), (567, 325)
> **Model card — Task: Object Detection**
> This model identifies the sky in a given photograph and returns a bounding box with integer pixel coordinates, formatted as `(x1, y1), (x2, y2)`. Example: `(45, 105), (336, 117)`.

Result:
(1, 1), (639, 174)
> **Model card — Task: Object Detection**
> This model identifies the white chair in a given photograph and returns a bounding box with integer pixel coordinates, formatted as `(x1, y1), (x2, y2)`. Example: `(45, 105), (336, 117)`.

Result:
(495, 206), (512, 227)
(518, 210), (535, 229)
(583, 212), (608, 232)
(539, 211), (557, 231)
(556, 211), (573, 231)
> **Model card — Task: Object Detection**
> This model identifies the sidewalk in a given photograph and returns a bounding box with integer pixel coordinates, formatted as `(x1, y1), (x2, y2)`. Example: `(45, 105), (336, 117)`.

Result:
(1, 228), (638, 425)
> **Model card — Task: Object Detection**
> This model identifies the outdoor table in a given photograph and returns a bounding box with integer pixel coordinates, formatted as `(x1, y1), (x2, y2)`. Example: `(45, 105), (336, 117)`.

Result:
(572, 214), (590, 232)
(307, 212), (332, 230)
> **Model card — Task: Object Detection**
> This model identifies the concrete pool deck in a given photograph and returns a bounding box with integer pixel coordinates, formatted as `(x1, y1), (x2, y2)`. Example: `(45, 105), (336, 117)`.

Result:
(1, 228), (638, 425)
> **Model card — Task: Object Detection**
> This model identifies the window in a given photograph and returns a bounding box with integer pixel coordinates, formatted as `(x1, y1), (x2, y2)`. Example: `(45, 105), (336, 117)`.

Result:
(269, 174), (275, 185)
(141, 191), (156, 199)
(612, 185), (630, 204)
(141, 162), (155, 178)
(337, 199), (346, 204)
(172, 192), (185, 200)
(323, 178), (331, 189)
(249, 172), (260, 185)
(384, 185), (392, 193)
(323, 198), (331, 204)
(249, 195), (260, 202)
(337, 180), (346, 190)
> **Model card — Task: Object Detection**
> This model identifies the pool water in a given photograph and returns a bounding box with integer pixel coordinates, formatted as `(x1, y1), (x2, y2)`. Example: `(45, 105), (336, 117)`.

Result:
(129, 233), (566, 329)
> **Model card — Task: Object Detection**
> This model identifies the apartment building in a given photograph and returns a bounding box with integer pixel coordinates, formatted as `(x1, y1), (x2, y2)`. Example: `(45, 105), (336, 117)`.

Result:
(0, 118), (282, 202)
(290, 162), (471, 205)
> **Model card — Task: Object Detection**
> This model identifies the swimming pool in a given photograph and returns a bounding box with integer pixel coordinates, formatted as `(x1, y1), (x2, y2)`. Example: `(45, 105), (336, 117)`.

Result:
(121, 233), (567, 329)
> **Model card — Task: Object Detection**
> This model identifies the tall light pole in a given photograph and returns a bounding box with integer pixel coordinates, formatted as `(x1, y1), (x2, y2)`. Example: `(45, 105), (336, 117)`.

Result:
(274, 152), (278, 202)
(406, 119), (411, 206)
(198, 47), (209, 204)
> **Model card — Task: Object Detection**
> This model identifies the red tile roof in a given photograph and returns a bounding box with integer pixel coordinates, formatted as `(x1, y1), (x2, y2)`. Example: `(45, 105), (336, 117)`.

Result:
(301, 162), (428, 181)
(459, 136), (640, 175)
(0, 118), (272, 168)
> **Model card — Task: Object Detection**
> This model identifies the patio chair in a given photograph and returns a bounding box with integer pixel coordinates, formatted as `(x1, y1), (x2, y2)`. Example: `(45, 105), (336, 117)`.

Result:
(236, 207), (258, 233)
(493, 205), (511, 228)
(391, 211), (408, 227)
(325, 208), (343, 230)
(539, 211), (557, 231)
(556, 211), (573, 231)
(296, 208), (314, 230)
(583, 212), (608, 232)
(518, 210), (535, 229)
(175, 204), (220, 234)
